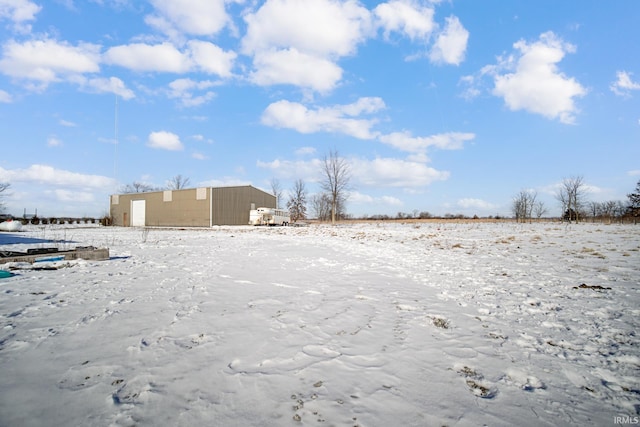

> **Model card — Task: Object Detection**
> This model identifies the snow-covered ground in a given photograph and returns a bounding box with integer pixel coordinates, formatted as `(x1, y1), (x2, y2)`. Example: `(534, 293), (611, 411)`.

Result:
(1, 221), (639, 426)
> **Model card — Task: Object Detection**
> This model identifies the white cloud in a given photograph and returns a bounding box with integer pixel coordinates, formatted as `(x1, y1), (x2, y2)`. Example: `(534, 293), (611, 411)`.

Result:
(146, 0), (229, 37)
(147, 131), (184, 151)
(352, 157), (449, 188)
(262, 99), (474, 163)
(540, 181), (601, 201)
(0, 38), (101, 89)
(256, 158), (324, 181)
(429, 15), (469, 65)
(168, 78), (215, 93)
(341, 97), (388, 115)
(59, 119), (76, 127)
(167, 78), (217, 107)
(104, 42), (189, 73)
(486, 32), (586, 124)
(0, 88), (11, 102)
(456, 198), (496, 210)
(258, 154), (450, 189)
(374, 1), (468, 66)
(374, 0), (435, 41)
(104, 41), (236, 77)
(51, 189), (95, 203)
(241, 0), (467, 92)
(349, 191), (403, 207)
(611, 71), (640, 97)
(192, 152), (208, 160)
(458, 75), (481, 100)
(261, 98), (384, 139)
(0, 164), (114, 188)
(242, 0), (371, 57)
(627, 170), (640, 177)
(295, 146), (316, 156)
(242, 0), (370, 93)
(199, 177), (253, 188)
(0, 0), (41, 33)
(538, 182), (563, 197)
(0, 38), (138, 99)
(379, 131), (474, 154)
(248, 48), (343, 93)
(187, 40), (236, 77)
(190, 134), (213, 144)
(74, 76), (135, 100)
(47, 136), (62, 147)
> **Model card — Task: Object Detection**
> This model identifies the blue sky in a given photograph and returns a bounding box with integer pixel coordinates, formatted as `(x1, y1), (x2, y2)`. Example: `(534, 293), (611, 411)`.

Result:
(0, 0), (638, 219)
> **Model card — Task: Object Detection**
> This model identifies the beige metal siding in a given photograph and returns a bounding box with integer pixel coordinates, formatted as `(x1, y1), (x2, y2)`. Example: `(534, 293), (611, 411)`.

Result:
(110, 193), (130, 226)
(110, 186), (275, 226)
(110, 189), (210, 227)
(149, 188), (210, 226)
(211, 186), (276, 225)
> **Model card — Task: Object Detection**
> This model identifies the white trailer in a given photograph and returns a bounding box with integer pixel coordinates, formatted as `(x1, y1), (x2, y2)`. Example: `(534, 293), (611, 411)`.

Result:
(249, 207), (290, 226)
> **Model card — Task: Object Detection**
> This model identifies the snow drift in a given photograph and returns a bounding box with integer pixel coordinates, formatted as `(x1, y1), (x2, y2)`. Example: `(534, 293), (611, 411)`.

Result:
(0, 222), (638, 426)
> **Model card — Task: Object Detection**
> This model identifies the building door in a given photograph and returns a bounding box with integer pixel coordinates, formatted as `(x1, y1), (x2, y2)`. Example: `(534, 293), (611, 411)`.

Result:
(131, 200), (146, 227)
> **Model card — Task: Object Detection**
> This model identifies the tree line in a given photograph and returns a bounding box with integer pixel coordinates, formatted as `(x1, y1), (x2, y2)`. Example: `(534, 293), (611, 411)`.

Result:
(119, 174), (192, 193)
(512, 176), (640, 223)
(7, 162), (637, 226)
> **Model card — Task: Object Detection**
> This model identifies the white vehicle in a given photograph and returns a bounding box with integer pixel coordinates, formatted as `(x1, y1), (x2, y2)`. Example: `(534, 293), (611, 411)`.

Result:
(249, 207), (290, 226)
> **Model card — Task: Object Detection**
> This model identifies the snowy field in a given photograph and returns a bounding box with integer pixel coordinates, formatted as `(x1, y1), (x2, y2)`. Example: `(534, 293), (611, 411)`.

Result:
(1, 221), (639, 426)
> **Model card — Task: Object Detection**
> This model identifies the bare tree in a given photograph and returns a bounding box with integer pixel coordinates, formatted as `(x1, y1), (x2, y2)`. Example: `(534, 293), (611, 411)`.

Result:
(167, 175), (191, 190)
(533, 200), (547, 219)
(628, 179), (640, 217)
(320, 149), (351, 224)
(287, 179), (307, 222)
(120, 182), (156, 193)
(604, 200), (623, 222)
(556, 176), (587, 223)
(0, 182), (10, 212)
(587, 201), (600, 219)
(588, 200), (629, 223)
(556, 186), (569, 221)
(270, 178), (283, 208)
(512, 189), (537, 223)
(310, 193), (331, 221)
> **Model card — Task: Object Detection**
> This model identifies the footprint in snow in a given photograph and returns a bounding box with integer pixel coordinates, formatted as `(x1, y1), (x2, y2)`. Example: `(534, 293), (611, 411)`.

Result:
(289, 383), (336, 424)
(456, 365), (498, 399)
(140, 333), (208, 350)
(58, 362), (117, 391)
(502, 368), (546, 392)
(111, 376), (162, 405)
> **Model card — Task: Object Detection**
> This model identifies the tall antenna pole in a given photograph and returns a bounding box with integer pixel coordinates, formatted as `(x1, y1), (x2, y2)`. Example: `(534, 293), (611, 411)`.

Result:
(114, 94), (118, 189)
